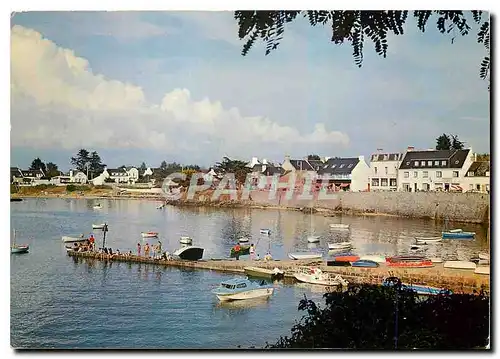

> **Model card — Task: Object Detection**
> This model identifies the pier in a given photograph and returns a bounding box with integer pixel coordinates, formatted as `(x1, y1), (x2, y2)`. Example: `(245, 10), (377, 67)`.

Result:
(67, 251), (489, 294)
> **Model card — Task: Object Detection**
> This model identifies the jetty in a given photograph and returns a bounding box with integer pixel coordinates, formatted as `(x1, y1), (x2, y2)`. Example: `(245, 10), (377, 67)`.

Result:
(67, 251), (489, 295)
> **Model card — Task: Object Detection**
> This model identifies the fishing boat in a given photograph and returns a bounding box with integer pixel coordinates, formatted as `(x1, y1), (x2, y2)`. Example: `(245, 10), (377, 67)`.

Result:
(244, 266), (284, 280)
(442, 231), (475, 239)
(351, 259), (379, 268)
(212, 278), (274, 301)
(173, 245), (204, 261)
(11, 229), (30, 254)
(93, 203), (102, 210)
(332, 253), (360, 262)
(61, 235), (88, 243)
(293, 267), (349, 286)
(443, 261), (477, 270)
(260, 229), (271, 235)
(327, 242), (352, 250)
(307, 235), (320, 243)
(92, 223), (106, 230)
(415, 236), (442, 244)
(288, 252), (323, 260)
(386, 255), (426, 262)
(329, 224), (350, 230)
(382, 278), (452, 296)
(141, 232), (159, 238)
(359, 255), (386, 263)
(474, 266), (490, 275)
(386, 256), (434, 268)
(230, 245), (251, 257)
(179, 236), (193, 245)
(238, 237), (250, 243)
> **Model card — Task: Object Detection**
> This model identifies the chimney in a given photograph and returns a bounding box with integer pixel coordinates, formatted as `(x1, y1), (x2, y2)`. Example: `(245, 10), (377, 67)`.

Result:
(358, 155), (365, 162)
(407, 146), (414, 151)
(262, 158), (268, 165)
(70, 170), (73, 178)
(474, 153), (478, 162)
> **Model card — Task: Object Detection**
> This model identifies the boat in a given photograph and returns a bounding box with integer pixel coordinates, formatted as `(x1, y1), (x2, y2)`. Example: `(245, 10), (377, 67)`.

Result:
(351, 259), (379, 268)
(430, 257), (443, 263)
(329, 224), (350, 230)
(238, 237), (250, 243)
(244, 266), (284, 280)
(293, 267), (349, 286)
(307, 235), (320, 243)
(332, 253), (360, 262)
(415, 236), (442, 244)
(10, 198), (22, 202)
(386, 257), (434, 268)
(478, 253), (490, 261)
(212, 278), (274, 301)
(382, 278), (452, 296)
(443, 261), (477, 270)
(92, 223), (106, 230)
(260, 229), (271, 235)
(386, 255), (426, 262)
(93, 204), (102, 210)
(61, 235), (88, 243)
(230, 245), (251, 257)
(328, 242), (352, 250)
(288, 252), (323, 260)
(474, 266), (490, 275)
(156, 203), (166, 209)
(141, 232), (159, 238)
(179, 236), (193, 244)
(173, 245), (204, 260)
(359, 255), (386, 263)
(449, 228), (463, 233)
(442, 231), (475, 239)
(410, 244), (428, 251)
(11, 229), (29, 254)
(326, 260), (351, 267)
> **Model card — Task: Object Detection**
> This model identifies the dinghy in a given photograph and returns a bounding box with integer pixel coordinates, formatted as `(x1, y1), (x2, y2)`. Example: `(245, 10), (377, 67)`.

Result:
(442, 231), (475, 239)
(93, 204), (102, 210)
(179, 236), (192, 244)
(61, 235), (87, 243)
(173, 245), (204, 261)
(332, 254), (360, 262)
(359, 255), (386, 263)
(288, 252), (323, 260)
(11, 229), (29, 254)
(415, 236), (442, 244)
(238, 237), (250, 243)
(141, 232), (159, 238)
(307, 235), (320, 243)
(260, 229), (271, 235)
(329, 224), (350, 230)
(92, 223), (106, 230)
(430, 257), (443, 263)
(351, 259), (379, 268)
(328, 242), (352, 250)
(474, 266), (490, 275)
(293, 267), (349, 286)
(443, 261), (477, 270)
(244, 267), (284, 280)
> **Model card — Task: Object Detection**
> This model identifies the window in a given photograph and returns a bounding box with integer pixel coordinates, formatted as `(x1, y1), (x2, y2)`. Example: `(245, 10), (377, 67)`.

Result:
(372, 178), (380, 186)
(374, 167), (378, 174)
(413, 171), (418, 178)
(381, 178), (388, 186)
(441, 161), (446, 166)
(452, 171), (459, 177)
(427, 161), (432, 166)
(455, 160), (460, 165)
(434, 160), (439, 166)
(423, 171), (428, 178)
(415, 161), (419, 166)
(236, 283), (247, 288)
(486, 171), (490, 177)
(468, 171), (474, 177)
(406, 161), (410, 165)
(390, 179), (397, 187)
(404, 172), (409, 178)
(339, 164), (345, 168)
(436, 171), (442, 178)
(476, 184), (481, 191)
(348, 164), (353, 168)
(385, 167), (388, 175)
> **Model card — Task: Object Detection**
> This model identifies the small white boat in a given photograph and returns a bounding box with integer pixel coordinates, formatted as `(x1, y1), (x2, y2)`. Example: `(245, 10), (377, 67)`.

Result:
(244, 266), (284, 280)
(478, 253), (490, 261)
(141, 232), (159, 238)
(179, 236), (193, 244)
(415, 236), (442, 244)
(238, 237), (250, 243)
(448, 229), (463, 233)
(93, 204), (102, 210)
(443, 261), (477, 270)
(156, 203), (166, 209)
(328, 242), (352, 250)
(212, 278), (274, 302)
(474, 266), (490, 275)
(430, 257), (443, 263)
(260, 229), (271, 235)
(92, 223), (106, 230)
(288, 252), (323, 260)
(61, 235), (87, 243)
(293, 267), (349, 286)
(329, 224), (350, 230)
(307, 235), (320, 243)
(173, 245), (204, 260)
(359, 255), (386, 263)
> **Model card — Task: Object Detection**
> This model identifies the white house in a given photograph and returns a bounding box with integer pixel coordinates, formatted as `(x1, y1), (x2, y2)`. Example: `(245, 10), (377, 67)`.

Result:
(397, 147), (473, 192)
(463, 160), (490, 193)
(101, 167), (138, 184)
(317, 156), (370, 192)
(369, 151), (404, 191)
(126, 166), (139, 182)
(281, 156), (323, 180)
(202, 168), (220, 183)
(143, 167), (153, 177)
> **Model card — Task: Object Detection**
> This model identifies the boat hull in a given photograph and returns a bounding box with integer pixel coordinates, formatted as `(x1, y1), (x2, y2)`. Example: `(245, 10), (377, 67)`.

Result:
(215, 287), (274, 301)
(443, 261), (477, 270)
(62, 236), (87, 243)
(288, 252), (323, 260)
(307, 236), (320, 243)
(92, 224), (105, 230)
(328, 242), (352, 250)
(244, 267), (284, 280)
(11, 245), (29, 254)
(238, 237), (249, 243)
(329, 224), (350, 230)
(474, 266), (490, 275)
(442, 232), (475, 239)
(333, 255), (360, 262)
(173, 246), (204, 261)
(351, 260), (379, 268)
(359, 255), (386, 263)
(415, 237), (442, 244)
(387, 260), (434, 268)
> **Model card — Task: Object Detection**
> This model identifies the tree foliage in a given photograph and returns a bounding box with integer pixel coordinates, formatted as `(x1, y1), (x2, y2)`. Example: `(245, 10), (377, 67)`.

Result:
(214, 156), (251, 184)
(307, 154), (321, 161)
(70, 149), (105, 179)
(267, 283), (489, 349)
(45, 162), (60, 178)
(234, 11), (490, 85)
(476, 153), (490, 161)
(436, 133), (464, 150)
(29, 157), (46, 173)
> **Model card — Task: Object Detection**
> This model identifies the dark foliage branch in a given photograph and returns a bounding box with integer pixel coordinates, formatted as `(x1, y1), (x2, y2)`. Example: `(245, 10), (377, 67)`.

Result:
(234, 10), (490, 85)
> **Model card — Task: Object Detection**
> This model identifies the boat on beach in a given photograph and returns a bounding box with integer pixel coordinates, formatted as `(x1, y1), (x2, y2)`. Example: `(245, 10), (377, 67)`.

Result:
(430, 257), (443, 263)
(415, 236), (442, 244)
(141, 232), (159, 238)
(474, 266), (490, 275)
(173, 245), (204, 260)
(179, 236), (193, 244)
(293, 267), (349, 286)
(359, 255), (386, 263)
(307, 235), (320, 243)
(212, 278), (274, 301)
(288, 252), (323, 260)
(351, 259), (379, 268)
(61, 235), (88, 243)
(328, 241), (352, 250)
(260, 229), (271, 235)
(329, 224), (350, 230)
(244, 266), (284, 280)
(442, 231), (475, 239)
(386, 257), (434, 268)
(331, 253), (360, 262)
(443, 261), (477, 270)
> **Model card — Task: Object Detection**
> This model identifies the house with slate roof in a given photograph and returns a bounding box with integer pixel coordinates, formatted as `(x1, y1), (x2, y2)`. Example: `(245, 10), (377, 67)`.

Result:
(369, 151), (404, 191)
(316, 156), (370, 192)
(463, 160), (490, 193)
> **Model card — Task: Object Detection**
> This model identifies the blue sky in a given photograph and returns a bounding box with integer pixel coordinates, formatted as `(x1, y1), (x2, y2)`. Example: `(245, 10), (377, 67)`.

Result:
(10, 11), (490, 171)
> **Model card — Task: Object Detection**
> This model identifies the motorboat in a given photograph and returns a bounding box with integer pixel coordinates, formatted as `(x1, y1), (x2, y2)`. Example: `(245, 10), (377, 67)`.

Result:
(93, 204), (102, 210)
(328, 242), (352, 250)
(212, 278), (274, 301)
(173, 245), (204, 261)
(382, 278), (452, 296)
(238, 237), (250, 243)
(415, 236), (442, 244)
(141, 232), (159, 238)
(442, 231), (475, 239)
(443, 261), (477, 270)
(179, 236), (193, 245)
(293, 267), (349, 286)
(359, 255), (386, 263)
(92, 223), (106, 230)
(61, 235), (88, 243)
(351, 259), (379, 268)
(307, 235), (320, 243)
(11, 229), (29, 254)
(230, 245), (251, 258)
(329, 224), (350, 230)
(288, 252), (323, 260)
(260, 229), (271, 236)
(244, 266), (284, 280)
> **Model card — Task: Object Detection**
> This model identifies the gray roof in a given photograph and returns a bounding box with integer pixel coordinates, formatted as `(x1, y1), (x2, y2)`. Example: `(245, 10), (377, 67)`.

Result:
(370, 153), (403, 162)
(466, 161), (490, 176)
(399, 149), (470, 170)
(289, 159), (316, 171)
(20, 169), (44, 177)
(317, 158), (359, 175)
(307, 159), (324, 171)
(107, 168), (127, 174)
(262, 165), (285, 176)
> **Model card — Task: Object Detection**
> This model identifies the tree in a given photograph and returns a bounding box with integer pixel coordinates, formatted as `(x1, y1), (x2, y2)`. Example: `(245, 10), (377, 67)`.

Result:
(70, 149), (91, 172)
(267, 283), (489, 349)
(476, 153), (490, 161)
(307, 154), (321, 161)
(234, 11), (490, 86)
(139, 162), (147, 173)
(214, 156), (251, 184)
(451, 135), (465, 150)
(436, 134), (452, 150)
(45, 162), (60, 179)
(160, 161), (168, 171)
(29, 157), (46, 174)
(89, 151), (105, 178)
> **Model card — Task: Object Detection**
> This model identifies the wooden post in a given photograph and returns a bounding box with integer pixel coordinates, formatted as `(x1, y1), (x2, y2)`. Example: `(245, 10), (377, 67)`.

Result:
(101, 223), (108, 250)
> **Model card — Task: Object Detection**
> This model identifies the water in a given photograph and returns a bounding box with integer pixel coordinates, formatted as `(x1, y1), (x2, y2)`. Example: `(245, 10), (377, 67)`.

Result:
(10, 198), (488, 348)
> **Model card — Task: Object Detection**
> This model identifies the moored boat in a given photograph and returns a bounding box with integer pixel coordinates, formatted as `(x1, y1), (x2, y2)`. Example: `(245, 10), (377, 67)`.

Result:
(11, 245), (29, 254)
(259, 229), (271, 235)
(329, 224), (350, 230)
(442, 231), (475, 239)
(382, 278), (452, 296)
(307, 235), (320, 243)
(288, 252), (323, 260)
(293, 267), (349, 286)
(474, 266), (490, 275)
(141, 232), (159, 238)
(230, 245), (250, 257)
(61, 235), (88, 243)
(387, 258), (434, 268)
(212, 278), (274, 301)
(327, 242), (352, 250)
(92, 223), (106, 230)
(173, 245), (204, 260)
(179, 236), (193, 244)
(93, 204), (102, 210)
(415, 236), (442, 244)
(351, 259), (379, 268)
(443, 261), (477, 270)
(359, 255), (386, 263)
(332, 254), (360, 262)
(244, 266), (284, 280)
(238, 237), (250, 243)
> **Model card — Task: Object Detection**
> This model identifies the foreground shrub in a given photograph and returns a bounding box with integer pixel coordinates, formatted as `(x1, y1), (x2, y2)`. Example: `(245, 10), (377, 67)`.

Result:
(66, 185), (91, 192)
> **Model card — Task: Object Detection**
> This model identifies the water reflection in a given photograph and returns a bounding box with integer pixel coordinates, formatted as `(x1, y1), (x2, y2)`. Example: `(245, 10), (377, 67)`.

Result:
(214, 297), (271, 311)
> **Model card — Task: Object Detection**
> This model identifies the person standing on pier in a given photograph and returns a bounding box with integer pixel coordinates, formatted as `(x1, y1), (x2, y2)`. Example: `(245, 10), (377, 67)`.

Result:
(89, 234), (95, 252)
(145, 243), (150, 258)
(249, 244), (256, 260)
(157, 241), (162, 259)
(137, 242), (141, 256)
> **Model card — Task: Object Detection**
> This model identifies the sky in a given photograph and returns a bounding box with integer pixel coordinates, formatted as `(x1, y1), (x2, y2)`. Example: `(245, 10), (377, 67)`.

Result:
(10, 11), (490, 171)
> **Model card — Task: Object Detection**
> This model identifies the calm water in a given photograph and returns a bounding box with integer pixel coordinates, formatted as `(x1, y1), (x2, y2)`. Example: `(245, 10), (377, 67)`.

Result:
(10, 198), (488, 349)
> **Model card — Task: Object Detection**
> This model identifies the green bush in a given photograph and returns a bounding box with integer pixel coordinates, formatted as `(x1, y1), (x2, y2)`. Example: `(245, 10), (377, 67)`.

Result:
(94, 185), (112, 190)
(66, 184), (77, 192)
(10, 184), (18, 193)
(66, 184), (90, 192)
(35, 184), (55, 190)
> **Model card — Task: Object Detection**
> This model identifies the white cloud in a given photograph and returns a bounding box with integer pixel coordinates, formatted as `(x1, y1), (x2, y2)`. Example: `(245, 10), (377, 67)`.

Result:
(10, 25), (350, 162)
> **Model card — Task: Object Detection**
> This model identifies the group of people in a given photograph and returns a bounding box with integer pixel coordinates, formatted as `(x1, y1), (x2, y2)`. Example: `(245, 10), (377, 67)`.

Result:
(233, 243), (273, 261)
(136, 241), (165, 260)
